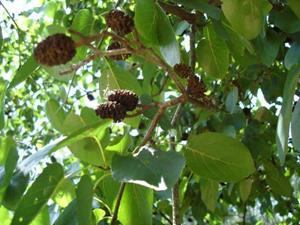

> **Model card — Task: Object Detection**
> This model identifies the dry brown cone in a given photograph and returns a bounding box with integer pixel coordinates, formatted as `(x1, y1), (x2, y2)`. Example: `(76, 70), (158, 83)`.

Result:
(108, 89), (138, 111)
(187, 75), (206, 98)
(95, 101), (127, 122)
(105, 10), (134, 36)
(34, 33), (76, 66)
(107, 42), (131, 60)
(174, 63), (193, 79)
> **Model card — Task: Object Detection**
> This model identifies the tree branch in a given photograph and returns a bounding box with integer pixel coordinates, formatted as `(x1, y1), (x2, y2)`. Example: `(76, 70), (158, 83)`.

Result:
(158, 1), (197, 24)
(110, 183), (126, 225)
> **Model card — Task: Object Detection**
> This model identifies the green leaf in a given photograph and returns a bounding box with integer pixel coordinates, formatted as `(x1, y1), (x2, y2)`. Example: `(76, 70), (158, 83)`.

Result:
(284, 42), (300, 70)
(71, 9), (94, 60)
(119, 184), (153, 225)
(197, 24), (229, 79)
(76, 175), (93, 225)
(276, 64), (300, 165)
(9, 55), (39, 88)
(292, 100), (300, 151)
(2, 172), (29, 210)
(62, 113), (109, 166)
(0, 79), (6, 130)
(134, 0), (159, 45)
(156, 5), (180, 66)
(239, 178), (253, 202)
(185, 132), (255, 182)
(54, 200), (78, 225)
(43, 64), (74, 82)
(98, 174), (120, 208)
(100, 60), (142, 97)
(288, 0), (300, 19)
(200, 179), (219, 212)
(111, 147), (185, 191)
(30, 207), (50, 225)
(269, 8), (300, 33)
(53, 178), (75, 207)
(18, 120), (111, 172)
(11, 163), (64, 225)
(264, 162), (292, 197)
(222, 0), (265, 40)
(171, 0), (221, 19)
(93, 209), (105, 223)
(0, 206), (11, 225)
(0, 137), (18, 200)
(255, 31), (283, 66)
(45, 99), (67, 134)
(0, 27), (3, 51)
(225, 87), (239, 113)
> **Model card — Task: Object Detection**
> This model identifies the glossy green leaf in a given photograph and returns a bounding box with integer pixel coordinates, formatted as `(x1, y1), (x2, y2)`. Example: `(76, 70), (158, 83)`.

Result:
(288, 0), (300, 19)
(100, 60), (142, 97)
(134, 0), (159, 44)
(239, 178), (253, 202)
(11, 163), (64, 225)
(93, 209), (105, 223)
(45, 99), (67, 134)
(111, 147), (185, 191)
(292, 100), (300, 152)
(225, 87), (239, 113)
(284, 42), (300, 70)
(276, 64), (300, 165)
(0, 79), (6, 130)
(197, 24), (229, 79)
(71, 9), (94, 60)
(156, 5), (180, 66)
(76, 175), (93, 225)
(119, 184), (153, 225)
(185, 132), (255, 182)
(200, 179), (219, 212)
(264, 162), (292, 197)
(54, 200), (78, 225)
(9, 55), (39, 88)
(222, 0), (265, 40)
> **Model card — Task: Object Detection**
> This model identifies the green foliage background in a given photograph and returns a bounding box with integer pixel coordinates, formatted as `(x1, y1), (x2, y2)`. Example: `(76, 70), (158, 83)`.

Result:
(1, 0), (300, 224)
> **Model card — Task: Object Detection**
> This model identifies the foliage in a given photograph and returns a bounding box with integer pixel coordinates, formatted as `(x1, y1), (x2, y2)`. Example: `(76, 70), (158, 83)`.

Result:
(0, 0), (300, 224)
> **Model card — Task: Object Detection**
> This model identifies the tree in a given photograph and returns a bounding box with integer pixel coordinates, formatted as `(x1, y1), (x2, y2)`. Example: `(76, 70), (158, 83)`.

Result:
(0, 0), (300, 224)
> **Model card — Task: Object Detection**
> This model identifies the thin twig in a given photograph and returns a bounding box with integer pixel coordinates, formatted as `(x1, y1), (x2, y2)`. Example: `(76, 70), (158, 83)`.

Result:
(0, 0), (21, 66)
(60, 48), (130, 75)
(132, 96), (186, 154)
(110, 183), (126, 225)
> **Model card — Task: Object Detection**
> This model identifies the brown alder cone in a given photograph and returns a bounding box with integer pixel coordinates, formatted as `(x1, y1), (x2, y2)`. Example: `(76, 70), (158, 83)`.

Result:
(174, 63), (193, 79)
(107, 42), (131, 60)
(108, 89), (138, 111)
(34, 33), (76, 66)
(95, 101), (127, 122)
(105, 10), (134, 36)
(187, 75), (206, 98)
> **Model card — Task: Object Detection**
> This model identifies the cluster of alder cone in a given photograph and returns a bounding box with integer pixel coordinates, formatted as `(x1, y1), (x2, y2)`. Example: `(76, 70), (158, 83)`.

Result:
(33, 9), (208, 122)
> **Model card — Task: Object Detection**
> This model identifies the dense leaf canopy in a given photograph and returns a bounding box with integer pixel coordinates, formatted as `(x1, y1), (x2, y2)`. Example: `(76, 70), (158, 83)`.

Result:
(1, 0), (300, 224)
